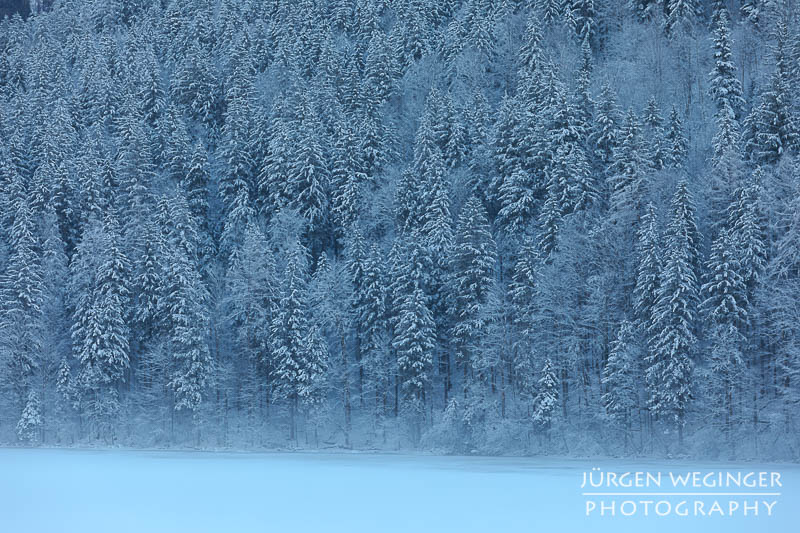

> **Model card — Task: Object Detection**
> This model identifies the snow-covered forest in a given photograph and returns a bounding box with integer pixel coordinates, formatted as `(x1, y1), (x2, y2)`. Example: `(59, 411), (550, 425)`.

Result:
(0, 0), (798, 459)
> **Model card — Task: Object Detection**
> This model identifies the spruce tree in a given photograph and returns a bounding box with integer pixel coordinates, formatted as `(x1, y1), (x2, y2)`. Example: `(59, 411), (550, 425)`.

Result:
(450, 196), (497, 385)
(709, 9), (745, 118)
(665, 106), (688, 169)
(591, 82), (622, 174)
(602, 320), (640, 438)
(633, 203), (662, 330)
(393, 284), (435, 409)
(532, 359), (559, 430)
(745, 22), (799, 164)
(647, 182), (699, 441)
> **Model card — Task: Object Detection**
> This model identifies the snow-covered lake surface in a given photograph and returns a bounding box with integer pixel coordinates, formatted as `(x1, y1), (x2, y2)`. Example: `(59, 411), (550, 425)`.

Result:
(1, 448), (797, 532)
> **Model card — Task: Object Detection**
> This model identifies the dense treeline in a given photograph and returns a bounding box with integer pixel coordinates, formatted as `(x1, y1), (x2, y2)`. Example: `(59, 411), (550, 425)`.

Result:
(0, 0), (799, 459)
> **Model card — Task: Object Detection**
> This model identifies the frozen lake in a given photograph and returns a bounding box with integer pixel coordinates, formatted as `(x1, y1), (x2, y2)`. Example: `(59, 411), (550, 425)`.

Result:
(0, 448), (796, 532)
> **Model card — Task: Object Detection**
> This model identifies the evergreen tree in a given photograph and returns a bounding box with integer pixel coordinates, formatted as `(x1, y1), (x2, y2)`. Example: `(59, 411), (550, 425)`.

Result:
(610, 109), (649, 220)
(642, 96), (667, 170)
(633, 203), (662, 330)
(289, 104), (330, 253)
(591, 82), (622, 174)
(665, 0), (697, 37)
(532, 359), (559, 430)
(602, 320), (640, 439)
(647, 182), (699, 441)
(745, 23), (799, 164)
(1, 186), (43, 416)
(270, 241), (328, 439)
(393, 285), (435, 409)
(701, 229), (748, 330)
(728, 177), (768, 291)
(665, 106), (688, 169)
(568, 0), (598, 47)
(70, 213), (131, 438)
(16, 391), (42, 444)
(709, 9), (745, 119)
(450, 196), (497, 385)
(701, 228), (749, 438)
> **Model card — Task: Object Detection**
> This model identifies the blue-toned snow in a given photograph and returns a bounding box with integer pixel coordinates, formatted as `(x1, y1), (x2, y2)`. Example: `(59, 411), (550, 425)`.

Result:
(0, 448), (797, 532)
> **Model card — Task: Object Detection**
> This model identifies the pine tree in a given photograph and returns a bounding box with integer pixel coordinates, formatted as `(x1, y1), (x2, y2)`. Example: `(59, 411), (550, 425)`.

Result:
(537, 183), (562, 260)
(568, 0), (597, 47)
(701, 228), (749, 438)
(532, 359), (559, 430)
(728, 177), (767, 291)
(745, 23), (799, 164)
(602, 321), (640, 436)
(709, 9), (745, 118)
(633, 203), (662, 329)
(495, 95), (540, 229)
(358, 245), (388, 389)
(712, 104), (742, 169)
(226, 221), (278, 378)
(610, 109), (649, 220)
(393, 285), (435, 409)
(509, 237), (540, 399)
(183, 141), (211, 225)
(642, 96), (667, 170)
(271, 240), (328, 439)
(165, 234), (213, 415)
(16, 390), (42, 444)
(665, 106), (688, 169)
(70, 212), (131, 438)
(518, 13), (544, 83)
(289, 104), (330, 252)
(450, 196), (497, 384)
(574, 38), (595, 139)
(701, 229), (748, 330)
(536, 0), (564, 28)
(591, 82), (622, 173)
(665, 0), (697, 37)
(647, 181), (699, 440)
(1, 185), (43, 415)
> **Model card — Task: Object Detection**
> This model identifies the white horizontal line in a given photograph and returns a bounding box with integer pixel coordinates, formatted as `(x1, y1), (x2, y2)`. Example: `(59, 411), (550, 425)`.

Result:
(582, 493), (782, 496)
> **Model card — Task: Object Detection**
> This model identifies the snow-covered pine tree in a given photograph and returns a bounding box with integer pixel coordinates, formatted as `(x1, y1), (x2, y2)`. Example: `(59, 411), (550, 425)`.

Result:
(665, 106), (688, 169)
(532, 359), (559, 433)
(568, 0), (597, 47)
(270, 240), (327, 440)
(744, 22), (799, 164)
(633, 203), (661, 332)
(602, 320), (640, 443)
(610, 109), (649, 222)
(537, 182), (562, 260)
(590, 82), (622, 175)
(16, 391), (42, 444)
(701, 228), (749, 331)
(665, 0), (697, 37)
(289, 101), (330, 255)
(727, 176), (767, 293)
(709, 9), (745, 119)
(647, 181), (699, 443)
(449, 196), (497, 390)
(1, 183), (43, 418)
(393, 284), (435, 413)
(162, 192), (212, 418)
(536, 0), (564, 28)
(701, 228), (749, 440)
(70, 211), (131, 440)
(225, 221), (278, 398)
(642, 96), (667, 171)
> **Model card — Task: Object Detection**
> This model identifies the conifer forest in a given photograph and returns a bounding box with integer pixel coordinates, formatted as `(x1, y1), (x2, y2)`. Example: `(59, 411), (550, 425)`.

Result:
(1, 0), (799, 460)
